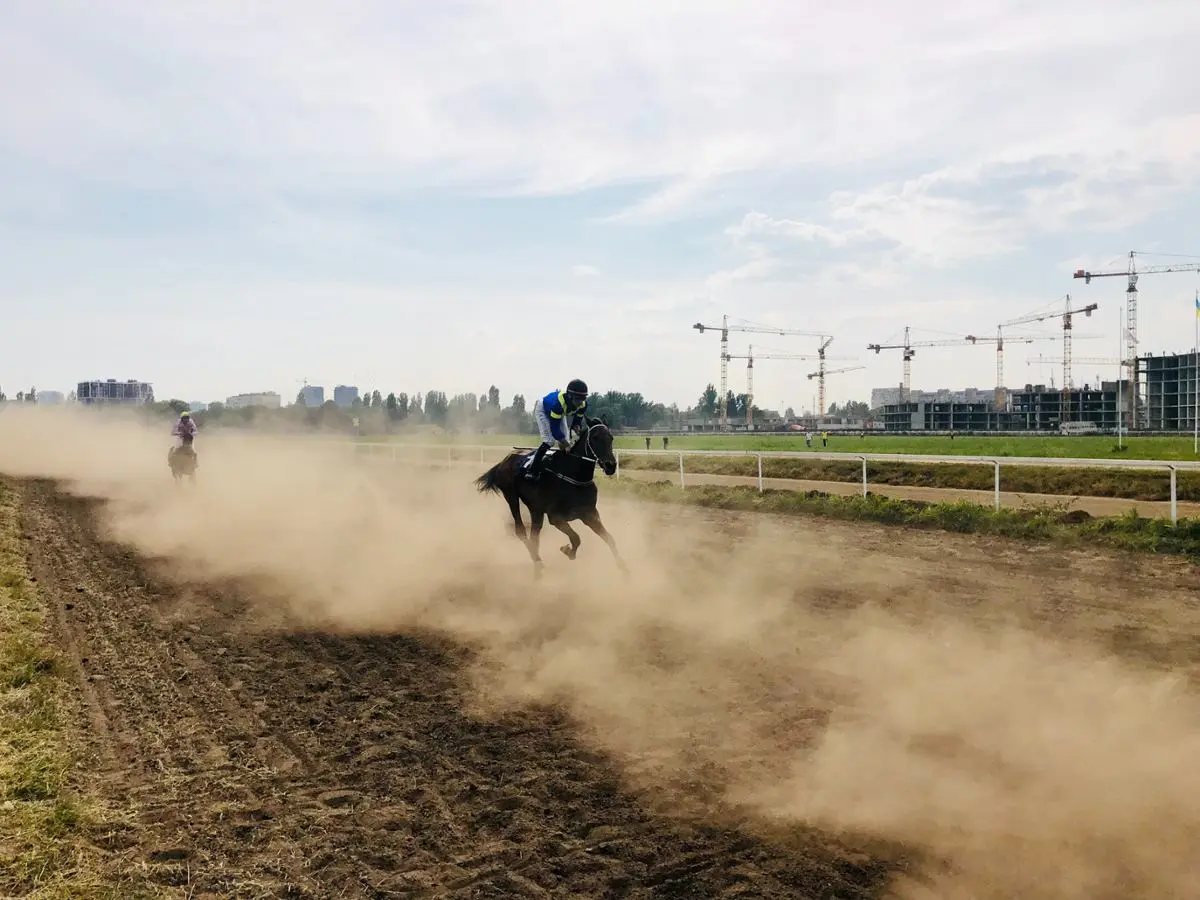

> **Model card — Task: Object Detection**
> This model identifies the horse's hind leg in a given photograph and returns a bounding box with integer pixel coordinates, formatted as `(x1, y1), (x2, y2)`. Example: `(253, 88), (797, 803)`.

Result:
(580, 508), (627, 574)
(549, 516), (581, 560)
(504, 488), (527, 542)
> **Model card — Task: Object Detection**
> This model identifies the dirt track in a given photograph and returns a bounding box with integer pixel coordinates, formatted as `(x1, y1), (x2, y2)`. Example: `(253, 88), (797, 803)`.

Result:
(14, 477), (898, 899)
(11, 468), (1200, 898)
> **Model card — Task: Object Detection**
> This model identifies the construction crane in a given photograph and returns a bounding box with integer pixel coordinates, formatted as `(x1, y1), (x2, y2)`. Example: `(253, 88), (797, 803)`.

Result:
(1073, 251), (1200, 428)
(996, 295), (1098, 410)
(693, 316), (831, 430)
(867, 327), (1039, 403)
(808, 337), (864, 417)
(806, 365), (865, 416)
(724, 345), (851, 428)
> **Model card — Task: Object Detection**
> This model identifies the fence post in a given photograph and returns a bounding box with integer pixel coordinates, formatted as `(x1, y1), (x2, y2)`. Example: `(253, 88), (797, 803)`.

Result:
(860, 456), (868, 497)
(757, 454), (763, 492)
(1169, 465), (1178, 525)
(678, 452), (686, 489)
(993, 460), (1001, 510)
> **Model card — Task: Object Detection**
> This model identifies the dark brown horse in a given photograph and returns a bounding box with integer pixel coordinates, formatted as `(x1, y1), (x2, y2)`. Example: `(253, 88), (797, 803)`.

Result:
(475, 417), (626, 576)
(168, 433), (198, 486)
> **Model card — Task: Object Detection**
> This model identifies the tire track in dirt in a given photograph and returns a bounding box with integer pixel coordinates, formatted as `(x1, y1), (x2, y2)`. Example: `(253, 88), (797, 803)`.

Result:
(15, 477), (899, 899)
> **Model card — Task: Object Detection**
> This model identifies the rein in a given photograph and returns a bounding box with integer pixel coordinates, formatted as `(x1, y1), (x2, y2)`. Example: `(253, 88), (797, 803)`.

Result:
(576, 421), (610, 463)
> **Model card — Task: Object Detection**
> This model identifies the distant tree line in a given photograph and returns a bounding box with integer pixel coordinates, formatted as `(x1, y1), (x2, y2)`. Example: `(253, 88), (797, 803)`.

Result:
(2, 381), (873, 433)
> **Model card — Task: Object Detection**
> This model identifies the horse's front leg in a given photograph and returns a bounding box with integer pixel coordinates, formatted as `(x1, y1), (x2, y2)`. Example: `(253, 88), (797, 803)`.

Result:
(549, 515), (582, 560)
(579, 508), (627, 574)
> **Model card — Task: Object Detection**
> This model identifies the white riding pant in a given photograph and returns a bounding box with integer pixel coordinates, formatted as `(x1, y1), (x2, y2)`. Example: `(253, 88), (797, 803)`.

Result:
(533, 405), (570, 446)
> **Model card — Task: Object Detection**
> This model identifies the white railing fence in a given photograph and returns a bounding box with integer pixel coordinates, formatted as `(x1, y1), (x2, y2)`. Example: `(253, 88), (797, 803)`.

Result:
(341, 442), (1200, 524)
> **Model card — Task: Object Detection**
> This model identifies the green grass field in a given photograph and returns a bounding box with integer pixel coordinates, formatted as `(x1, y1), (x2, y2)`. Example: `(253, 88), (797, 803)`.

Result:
(366, 431), (1200, 461)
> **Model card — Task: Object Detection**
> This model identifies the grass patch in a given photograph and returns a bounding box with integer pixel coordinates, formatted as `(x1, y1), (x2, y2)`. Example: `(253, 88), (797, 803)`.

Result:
(604, 477), (1200, 557)
(0, 481), (150, 899)
(366, 431), (1200, 461)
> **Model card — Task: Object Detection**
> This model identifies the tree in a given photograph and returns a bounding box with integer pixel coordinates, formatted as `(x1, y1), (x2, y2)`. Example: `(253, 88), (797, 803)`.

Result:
(424, 391), (448, 423)
(842, 400), (871, 419)
(488, 385), (501, 408)
(371, 390), (383, 409)
(698, 384), (719, 418)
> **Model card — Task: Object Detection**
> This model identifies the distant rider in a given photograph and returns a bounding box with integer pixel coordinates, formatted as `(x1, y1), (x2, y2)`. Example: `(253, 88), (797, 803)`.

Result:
(525, 379), (588, 481)
(172, 410), (198, 451)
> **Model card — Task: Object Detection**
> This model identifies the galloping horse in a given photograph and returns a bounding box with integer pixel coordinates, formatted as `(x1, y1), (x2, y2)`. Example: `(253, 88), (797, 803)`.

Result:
(475, 417), (626, 575)
(168, 433), (198, 486)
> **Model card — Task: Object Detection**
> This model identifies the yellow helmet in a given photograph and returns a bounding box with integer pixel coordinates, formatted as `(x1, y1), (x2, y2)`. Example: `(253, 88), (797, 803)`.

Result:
(180, 410), (190, 418)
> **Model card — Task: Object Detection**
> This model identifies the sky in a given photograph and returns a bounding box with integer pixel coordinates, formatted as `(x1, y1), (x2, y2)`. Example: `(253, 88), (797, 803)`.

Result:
(3, 0), (1200, 414)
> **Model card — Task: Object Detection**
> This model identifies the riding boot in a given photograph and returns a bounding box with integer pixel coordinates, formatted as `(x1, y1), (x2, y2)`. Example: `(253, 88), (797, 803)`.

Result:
(525, 442), (550, 480)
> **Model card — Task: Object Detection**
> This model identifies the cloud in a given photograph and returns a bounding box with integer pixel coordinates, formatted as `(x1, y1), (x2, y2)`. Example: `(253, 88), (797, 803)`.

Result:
(2, 0), (1200, 407)
(719, 113), (1200, 276)
(6, 1), (1197, 201)
(571, 264), (600, 277)
(727, 213), (849, 247)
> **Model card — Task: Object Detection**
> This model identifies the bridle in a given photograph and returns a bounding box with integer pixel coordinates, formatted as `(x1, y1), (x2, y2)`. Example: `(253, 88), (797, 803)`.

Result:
(577, 421), (615, 468)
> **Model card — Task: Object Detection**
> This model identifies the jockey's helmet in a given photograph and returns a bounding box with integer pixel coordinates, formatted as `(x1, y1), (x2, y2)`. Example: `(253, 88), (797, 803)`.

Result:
(180, 410), (190, 418)
(565, 379), (588, 406)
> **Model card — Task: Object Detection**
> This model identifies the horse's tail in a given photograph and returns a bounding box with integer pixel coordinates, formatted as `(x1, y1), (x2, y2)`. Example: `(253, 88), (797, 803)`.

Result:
(474, 464), (501, 494)
(475, 456), (511, 494)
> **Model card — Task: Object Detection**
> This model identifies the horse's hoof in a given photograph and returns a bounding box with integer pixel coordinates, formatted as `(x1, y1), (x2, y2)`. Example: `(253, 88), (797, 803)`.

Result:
(559, 545), (576, 560)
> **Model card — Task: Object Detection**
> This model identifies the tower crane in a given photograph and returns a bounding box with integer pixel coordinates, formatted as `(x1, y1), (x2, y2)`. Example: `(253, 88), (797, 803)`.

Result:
(693, 315), (831, 430)
(995, 295), (1098, 410)
(1073, 251), (1200, 428)
(807, 365), (865, 416)
(867, 328), (1039, 402)
(724, 345), (851, 428)
(810, 337), (863, 417)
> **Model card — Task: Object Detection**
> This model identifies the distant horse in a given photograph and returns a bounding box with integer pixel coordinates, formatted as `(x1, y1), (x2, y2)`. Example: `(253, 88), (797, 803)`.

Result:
(475, 417), (626, 576)
(168, 434), (198, 486)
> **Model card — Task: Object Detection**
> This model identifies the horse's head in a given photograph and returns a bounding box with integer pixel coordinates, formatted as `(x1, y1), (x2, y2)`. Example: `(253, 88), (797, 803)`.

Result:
(581, 416), (618, 476)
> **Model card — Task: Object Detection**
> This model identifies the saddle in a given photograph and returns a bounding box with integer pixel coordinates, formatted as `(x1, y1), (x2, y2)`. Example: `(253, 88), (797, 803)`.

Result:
(518, 448), (595, 485)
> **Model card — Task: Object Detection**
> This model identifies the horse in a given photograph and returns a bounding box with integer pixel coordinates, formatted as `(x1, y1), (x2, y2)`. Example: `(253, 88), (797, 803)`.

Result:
(475, 417), (626, 576)
(168, 433), (198, 486)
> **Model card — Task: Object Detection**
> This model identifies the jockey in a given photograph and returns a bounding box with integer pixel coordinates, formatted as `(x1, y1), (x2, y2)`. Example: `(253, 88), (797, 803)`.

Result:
(172, 410), (198, 448)
(525, 379), (588, 481)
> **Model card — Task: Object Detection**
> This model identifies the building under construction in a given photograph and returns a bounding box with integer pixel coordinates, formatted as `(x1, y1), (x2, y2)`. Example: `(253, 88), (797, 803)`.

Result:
(1141, 350), (1200, 432)
(880, 381), (1126, 432)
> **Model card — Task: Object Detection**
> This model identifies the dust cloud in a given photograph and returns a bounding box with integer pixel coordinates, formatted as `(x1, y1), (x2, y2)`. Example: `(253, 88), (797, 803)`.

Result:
(2, 405), (1198, 899)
